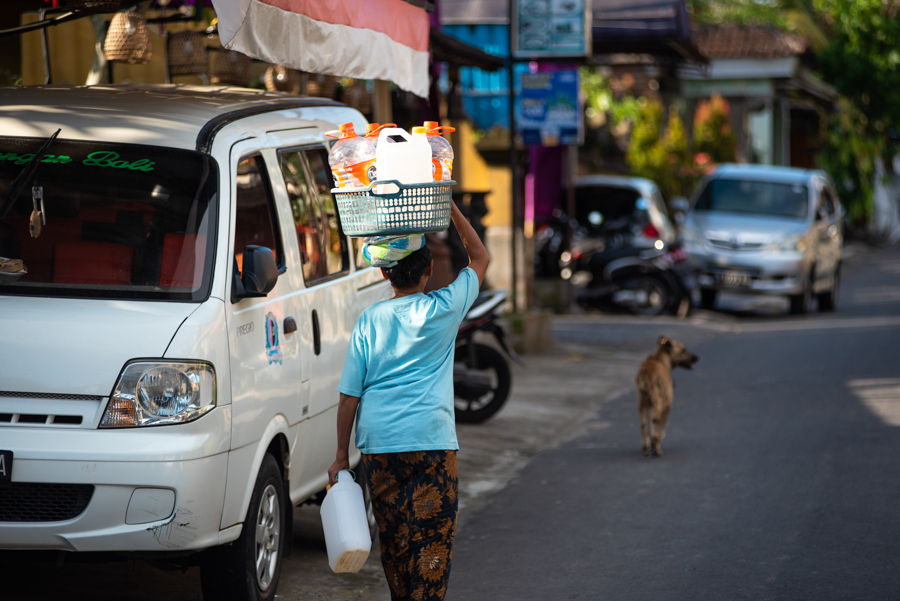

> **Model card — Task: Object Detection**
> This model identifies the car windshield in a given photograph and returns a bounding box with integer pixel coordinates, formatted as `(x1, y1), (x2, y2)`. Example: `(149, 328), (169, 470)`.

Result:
(0, 137), (218, 301)
(694, 178), (809, 219)
(575, 185), (646, 230)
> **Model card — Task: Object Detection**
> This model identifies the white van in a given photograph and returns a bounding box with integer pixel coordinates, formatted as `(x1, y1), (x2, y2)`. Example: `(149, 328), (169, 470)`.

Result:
(0, 85), (389, 600)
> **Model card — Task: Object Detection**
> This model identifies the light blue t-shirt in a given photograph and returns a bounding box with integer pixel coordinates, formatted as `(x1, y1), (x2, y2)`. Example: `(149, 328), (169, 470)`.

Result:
(338, 267), (480, 454)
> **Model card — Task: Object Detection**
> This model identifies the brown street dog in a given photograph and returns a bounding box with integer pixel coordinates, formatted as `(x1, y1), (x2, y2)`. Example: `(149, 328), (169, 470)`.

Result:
(636, 337), (698, 457)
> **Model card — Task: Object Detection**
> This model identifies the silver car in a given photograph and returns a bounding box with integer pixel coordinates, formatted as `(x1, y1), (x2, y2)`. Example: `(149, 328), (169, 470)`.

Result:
(682, 164), (843, 314)
(574, 176), (677, 248)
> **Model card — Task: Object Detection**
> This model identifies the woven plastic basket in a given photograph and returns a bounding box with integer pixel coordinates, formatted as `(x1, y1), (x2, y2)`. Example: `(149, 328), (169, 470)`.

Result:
(210, 50), (253, 87)
(168, 31), (207, 76)
(104, 12), (152, 64)
(334, 180), (454, 237)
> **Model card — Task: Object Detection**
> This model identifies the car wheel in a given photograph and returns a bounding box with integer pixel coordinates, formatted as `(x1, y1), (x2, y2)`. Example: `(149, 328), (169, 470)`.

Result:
(699, 288), (717, 310)
(789, 273), (813, 315)
(818, 267), (840, 312)
(201, 454), (285, 601)
(630, 277), (669, 316)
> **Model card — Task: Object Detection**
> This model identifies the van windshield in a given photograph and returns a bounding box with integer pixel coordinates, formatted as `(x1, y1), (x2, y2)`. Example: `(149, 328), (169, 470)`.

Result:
(0, 137), (218, 301)
(694, 179), (809, 219)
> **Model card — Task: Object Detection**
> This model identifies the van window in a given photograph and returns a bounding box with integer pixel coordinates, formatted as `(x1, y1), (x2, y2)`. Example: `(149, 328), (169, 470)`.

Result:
(694, 179), (809, 220)
(234, 155), (283, 274)
(0, 137), (218, 301)
(278, 148), (348, 283)
(305, 150), (348, 276)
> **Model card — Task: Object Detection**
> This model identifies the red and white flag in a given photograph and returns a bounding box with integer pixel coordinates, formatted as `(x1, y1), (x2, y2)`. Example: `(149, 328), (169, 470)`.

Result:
(212, 0), (430, 97)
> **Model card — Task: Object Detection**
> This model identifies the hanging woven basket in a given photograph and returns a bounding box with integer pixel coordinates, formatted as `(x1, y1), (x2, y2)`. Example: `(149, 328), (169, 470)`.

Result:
(342, 81), (372, 114)
(264, 65), (302, 95)
(168, 31), (207, 76)
(305, 73), (339, 99)
(66, 0), (122, 13)
(210, 50), (254, 87)
(104, 12), (152, 64)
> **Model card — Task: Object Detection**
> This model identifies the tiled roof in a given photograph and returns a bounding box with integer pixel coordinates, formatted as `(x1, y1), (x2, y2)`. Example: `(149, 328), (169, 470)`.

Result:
(694, 25), (808, 59)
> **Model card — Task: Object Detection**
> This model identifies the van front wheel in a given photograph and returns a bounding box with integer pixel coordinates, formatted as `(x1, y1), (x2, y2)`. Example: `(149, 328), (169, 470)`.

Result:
(201, 454), (285, 601)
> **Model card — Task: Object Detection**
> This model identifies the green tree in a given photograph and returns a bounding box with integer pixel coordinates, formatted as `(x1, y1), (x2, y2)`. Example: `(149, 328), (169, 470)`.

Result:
(626, 98), (664, 182)
(660, 110), (695, 199)
(813, 0), (900, 224)
(817, 98), (883, 224)
(626, 101), (699, 201)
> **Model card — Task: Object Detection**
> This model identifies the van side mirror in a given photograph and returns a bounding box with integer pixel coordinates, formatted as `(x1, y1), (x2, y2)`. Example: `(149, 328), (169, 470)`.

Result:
(232, 245), (278, 302)
(816, 206), (828, 221)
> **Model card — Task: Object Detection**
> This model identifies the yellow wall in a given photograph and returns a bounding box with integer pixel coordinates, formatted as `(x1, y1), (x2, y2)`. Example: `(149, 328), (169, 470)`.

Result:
(21, 13), (210, 86)
(21, 14), (97, 85)
(449, 119), (511, 227)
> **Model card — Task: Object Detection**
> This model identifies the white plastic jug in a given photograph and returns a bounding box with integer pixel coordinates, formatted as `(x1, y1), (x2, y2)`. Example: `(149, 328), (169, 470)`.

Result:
(320, 470), (371, 573)
(376, 127), (432, 194)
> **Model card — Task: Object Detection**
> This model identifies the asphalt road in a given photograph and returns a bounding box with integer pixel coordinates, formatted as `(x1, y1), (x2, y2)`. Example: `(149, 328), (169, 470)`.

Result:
(4, 245), (899, 600)
(446, 246), (900, 600)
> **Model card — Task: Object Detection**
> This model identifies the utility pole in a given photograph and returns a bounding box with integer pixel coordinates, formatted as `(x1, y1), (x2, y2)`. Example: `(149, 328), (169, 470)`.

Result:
(507, 0), (518, 311)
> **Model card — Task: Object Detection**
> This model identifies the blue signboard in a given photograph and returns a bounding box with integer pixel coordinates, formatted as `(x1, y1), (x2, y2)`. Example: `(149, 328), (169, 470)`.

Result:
(518, 70), (582, 146)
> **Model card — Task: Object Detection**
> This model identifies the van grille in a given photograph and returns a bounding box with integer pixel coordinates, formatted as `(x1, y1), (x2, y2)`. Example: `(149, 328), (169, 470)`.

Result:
(0, 483), (94, 522)
(0, 413), (84, 426)
(706, 237), (765, 251)
(0, 391), (103, 401)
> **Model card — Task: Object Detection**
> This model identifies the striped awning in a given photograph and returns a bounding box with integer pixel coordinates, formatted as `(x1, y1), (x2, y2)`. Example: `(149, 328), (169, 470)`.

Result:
(212, 0), (431, 97)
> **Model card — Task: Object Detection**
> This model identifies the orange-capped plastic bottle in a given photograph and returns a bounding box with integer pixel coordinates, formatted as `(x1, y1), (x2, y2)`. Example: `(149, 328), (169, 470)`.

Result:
(423, 121), (455, 182)
(327, 122), (377, 189)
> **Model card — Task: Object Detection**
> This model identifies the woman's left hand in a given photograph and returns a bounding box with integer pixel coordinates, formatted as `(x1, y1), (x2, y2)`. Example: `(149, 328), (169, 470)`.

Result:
(327, 456), (350, 487)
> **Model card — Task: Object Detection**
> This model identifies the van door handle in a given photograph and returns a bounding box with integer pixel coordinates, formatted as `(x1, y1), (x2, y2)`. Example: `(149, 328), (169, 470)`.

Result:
(283, 317), (297, 334)
(311, 309), (321, 356)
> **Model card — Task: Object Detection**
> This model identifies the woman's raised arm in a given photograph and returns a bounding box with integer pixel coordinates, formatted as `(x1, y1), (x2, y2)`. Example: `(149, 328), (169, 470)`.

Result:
(450, 200), (490, 286)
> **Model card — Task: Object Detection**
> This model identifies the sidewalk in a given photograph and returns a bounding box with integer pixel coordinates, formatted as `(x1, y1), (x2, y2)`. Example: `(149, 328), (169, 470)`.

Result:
(278, 338), (645, 601)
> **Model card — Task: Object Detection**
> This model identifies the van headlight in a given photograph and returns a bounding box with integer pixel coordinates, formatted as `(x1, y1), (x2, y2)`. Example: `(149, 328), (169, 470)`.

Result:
(775, 235), (807, 253)
(100, 361), (216, 428)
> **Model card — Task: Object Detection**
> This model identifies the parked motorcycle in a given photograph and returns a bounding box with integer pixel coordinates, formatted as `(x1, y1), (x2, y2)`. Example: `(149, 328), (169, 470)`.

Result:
(534, 209), (573, 278)
(454, 289), (522, 423)
(560, 238), (697, 316)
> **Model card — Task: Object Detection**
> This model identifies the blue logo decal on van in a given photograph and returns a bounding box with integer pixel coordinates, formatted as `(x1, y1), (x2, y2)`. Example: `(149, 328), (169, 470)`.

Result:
(265, 313), (283, 365)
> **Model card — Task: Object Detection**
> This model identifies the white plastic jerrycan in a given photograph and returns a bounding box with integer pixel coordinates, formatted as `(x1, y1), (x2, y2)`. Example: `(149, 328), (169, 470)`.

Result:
(320, 470), (372, 573)
(375, 126), (432, 194)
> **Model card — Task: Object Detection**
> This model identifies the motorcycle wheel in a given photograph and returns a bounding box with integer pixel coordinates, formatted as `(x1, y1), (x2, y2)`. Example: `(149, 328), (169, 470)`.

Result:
(629, 276), (669, 316)
(454, 343), (512, 424)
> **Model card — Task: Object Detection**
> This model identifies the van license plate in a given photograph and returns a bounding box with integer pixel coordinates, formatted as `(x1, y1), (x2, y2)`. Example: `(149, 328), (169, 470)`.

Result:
(721, 271), (751, 287)
(0, 450), (11, 487)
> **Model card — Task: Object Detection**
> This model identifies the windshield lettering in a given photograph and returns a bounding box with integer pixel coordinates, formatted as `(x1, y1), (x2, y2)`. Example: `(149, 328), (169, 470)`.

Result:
(82, 151), (155, 172)
(0, 151), (154, 169)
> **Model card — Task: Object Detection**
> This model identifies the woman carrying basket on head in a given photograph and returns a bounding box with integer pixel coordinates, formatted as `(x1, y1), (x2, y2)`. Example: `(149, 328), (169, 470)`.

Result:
(328, 200), (489, 601)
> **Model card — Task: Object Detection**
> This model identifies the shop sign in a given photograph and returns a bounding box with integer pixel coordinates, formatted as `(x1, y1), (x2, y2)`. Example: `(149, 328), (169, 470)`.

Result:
(512, 0), (592, 59)
(518, 70), (582, 146)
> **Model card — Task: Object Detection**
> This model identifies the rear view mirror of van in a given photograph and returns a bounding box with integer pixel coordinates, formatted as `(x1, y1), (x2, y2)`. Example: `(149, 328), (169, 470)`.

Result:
(233, 245), (279, 301)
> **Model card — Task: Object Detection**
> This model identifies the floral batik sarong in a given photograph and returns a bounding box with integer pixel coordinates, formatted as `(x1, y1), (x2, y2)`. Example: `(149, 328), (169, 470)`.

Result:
(360, 450), (459, 601)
